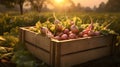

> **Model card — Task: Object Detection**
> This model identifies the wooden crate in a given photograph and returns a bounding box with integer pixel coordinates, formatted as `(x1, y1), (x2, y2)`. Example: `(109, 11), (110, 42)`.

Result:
(19, 27), (116, 67)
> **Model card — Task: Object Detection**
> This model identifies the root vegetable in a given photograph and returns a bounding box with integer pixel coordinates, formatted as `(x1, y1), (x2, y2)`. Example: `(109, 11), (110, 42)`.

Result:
(61, 34), (68, 40)
(70, 25), (79, 34)
(64, 29), (69, 34)
(69, 33), (77, 39)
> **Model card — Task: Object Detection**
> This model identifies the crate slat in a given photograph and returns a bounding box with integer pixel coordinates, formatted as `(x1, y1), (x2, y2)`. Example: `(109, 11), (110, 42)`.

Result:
(19, 27), (115, 67)
(25, 30), (51, 51)
(25, 43), (50, 64)
(61, 35), (113, 55)
(60, 46), (111, 67)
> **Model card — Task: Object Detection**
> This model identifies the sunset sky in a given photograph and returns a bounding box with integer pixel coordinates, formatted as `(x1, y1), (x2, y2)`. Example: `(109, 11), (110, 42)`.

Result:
(47, 0), (108, 9)
(72, 0), (108, 8)
(24, 0), (109, 9)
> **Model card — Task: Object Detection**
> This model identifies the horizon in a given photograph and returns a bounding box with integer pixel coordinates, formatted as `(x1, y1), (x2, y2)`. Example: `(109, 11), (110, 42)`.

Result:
(72, 0), (108, 8)
(46, 0), (108, 9)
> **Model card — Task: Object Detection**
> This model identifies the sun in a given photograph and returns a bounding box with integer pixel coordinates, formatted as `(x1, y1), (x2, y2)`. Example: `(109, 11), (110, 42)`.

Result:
(54, 0), (64, 4)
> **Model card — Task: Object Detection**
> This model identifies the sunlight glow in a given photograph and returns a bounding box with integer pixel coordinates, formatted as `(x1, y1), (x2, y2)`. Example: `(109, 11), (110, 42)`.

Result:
(54, 0), (64, 4)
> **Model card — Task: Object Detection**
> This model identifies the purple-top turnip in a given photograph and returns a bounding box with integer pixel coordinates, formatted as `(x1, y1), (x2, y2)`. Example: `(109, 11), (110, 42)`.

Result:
(70, 24), (79, 34)
(61, 34), (68, 40)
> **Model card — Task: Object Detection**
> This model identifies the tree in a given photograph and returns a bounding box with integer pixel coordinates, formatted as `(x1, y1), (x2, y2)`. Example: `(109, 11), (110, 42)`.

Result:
(84, 7), (92, 12)
(29, 0), (46, 12)
(77, 3), (81, 7)
(0, 0), (16, 8)
(18, 0), (25, 14)
(77, 3), (81, 9)
(106, 0), (120, 12)
(97, 2), (106, 12)
(0, 0), (25, 14)
(93, 5), (97, 11)
(66, 0), (76, 12)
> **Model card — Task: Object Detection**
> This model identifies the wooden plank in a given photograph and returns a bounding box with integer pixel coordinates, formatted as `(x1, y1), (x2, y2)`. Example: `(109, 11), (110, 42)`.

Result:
(20, 27), (115, 67)
(25, 43), (50, 64)
(19, 28), (25, 43)
(110, 35), (117, 55)
(24, 29), (51, 51)
(19, 28), (22, 41)
(50, 41), (56, 66)
(54, 42), (61, 67)
(61, 35), (113, 55)
(60, 46), (111, 67)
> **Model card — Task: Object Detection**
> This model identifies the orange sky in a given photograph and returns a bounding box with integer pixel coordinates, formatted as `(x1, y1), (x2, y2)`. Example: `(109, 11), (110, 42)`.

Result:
(23, 0), (109, 9)
(47, 0), (108, 9)
(73, 0), (108, 8)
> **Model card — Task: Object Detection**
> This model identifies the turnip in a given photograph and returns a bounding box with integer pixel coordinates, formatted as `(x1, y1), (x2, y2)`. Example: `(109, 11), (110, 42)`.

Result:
(94, 31), (100, 36)
(69, 33), (77, 39)
(46, 31), (54, 38)
(69, 31), (73, 34)
(88, 30), (95, 36)
(54, 19), (60, 24)
(56, 32), (64, 36)
(63, 29), (69, 34)
(54, 36), (61, 40)
(79, 32), (84, 37)
(87, 23), (94, 31)
(56, 24), (64, 32)
(83, 34), (89, 37)
(87, 17), (94, 30)
(82, 29), (89, 34)
(70, 21), (75, 25)
(61, 34), (68, 40)
(70, 25), (79, 34)
(41, 27), (48, 34)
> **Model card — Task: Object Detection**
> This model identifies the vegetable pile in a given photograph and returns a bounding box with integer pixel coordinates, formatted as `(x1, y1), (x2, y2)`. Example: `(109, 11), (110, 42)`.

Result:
(0, 35), (18, 63)
(29, 14), (115, 41)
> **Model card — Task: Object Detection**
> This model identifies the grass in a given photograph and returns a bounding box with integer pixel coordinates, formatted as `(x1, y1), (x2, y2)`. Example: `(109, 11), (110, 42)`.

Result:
(0, 11), (120, 67)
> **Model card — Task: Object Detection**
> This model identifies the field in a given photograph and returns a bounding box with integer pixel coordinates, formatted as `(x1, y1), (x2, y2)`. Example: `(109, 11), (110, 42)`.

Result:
(1, 12), (120, 34)
(0, 12), (120, 67)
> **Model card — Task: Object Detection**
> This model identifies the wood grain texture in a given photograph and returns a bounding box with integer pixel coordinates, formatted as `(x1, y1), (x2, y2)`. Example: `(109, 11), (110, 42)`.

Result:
(24, 29), (51, 51)
(61, 35), (113, 55)
(25, 43), (50, 64)
(61, 47), (111, 67)
(20, 27), (115, 67)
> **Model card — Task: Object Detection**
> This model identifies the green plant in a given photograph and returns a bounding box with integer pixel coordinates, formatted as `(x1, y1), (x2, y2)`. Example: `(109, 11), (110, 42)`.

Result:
(29, 14), (116, 40)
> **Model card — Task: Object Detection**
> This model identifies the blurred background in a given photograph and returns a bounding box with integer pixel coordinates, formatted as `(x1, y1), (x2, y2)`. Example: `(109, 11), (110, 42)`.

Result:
(0, 0), (120, 67)
(0, 0), (119, 14)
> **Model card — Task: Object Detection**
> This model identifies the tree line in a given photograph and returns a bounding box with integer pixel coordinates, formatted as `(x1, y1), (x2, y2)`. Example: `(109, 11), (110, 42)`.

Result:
(0, 0), (120, 14)
(95, 0), (120, 12)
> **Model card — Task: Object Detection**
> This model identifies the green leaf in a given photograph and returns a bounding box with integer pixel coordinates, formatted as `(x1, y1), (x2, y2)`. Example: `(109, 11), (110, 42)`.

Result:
(0, 47), (7, 53)
(35, 21), (42, 29)
(24, 61), (36, 67)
